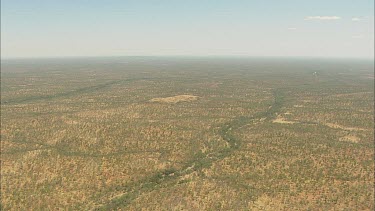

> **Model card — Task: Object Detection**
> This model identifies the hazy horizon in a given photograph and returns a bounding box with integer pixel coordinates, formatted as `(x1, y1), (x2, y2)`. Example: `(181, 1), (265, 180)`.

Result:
(2, 55), (375, 62)
(1, 0), (374, 59)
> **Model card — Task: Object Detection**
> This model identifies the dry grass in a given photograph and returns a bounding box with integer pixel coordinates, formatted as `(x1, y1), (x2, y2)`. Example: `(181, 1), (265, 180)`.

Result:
(324, 123), (367, 131)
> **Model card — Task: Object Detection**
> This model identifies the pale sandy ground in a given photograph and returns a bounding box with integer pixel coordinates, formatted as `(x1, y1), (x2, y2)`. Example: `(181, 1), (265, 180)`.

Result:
(150, 95), (199, 104)
(339, 135), (360, 143)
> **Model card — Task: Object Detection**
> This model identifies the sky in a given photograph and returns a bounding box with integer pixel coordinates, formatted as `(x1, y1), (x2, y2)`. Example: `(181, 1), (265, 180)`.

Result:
(1, 0), (374, 59)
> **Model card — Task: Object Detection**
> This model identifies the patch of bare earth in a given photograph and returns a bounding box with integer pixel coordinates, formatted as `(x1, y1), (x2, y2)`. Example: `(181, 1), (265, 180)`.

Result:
(247, 194), (285, 210)
(150, 95), (199, 104)
(293, 105), (304, 108)
(339, 135), (360, 143)
(272, 115), (296, 124)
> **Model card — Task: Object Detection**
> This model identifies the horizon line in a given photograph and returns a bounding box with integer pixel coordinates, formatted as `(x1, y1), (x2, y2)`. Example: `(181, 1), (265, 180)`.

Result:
(1, 54), (374, 61)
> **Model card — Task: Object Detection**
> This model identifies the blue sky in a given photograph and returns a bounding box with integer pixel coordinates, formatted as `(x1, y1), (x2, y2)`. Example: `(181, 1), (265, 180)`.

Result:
(1, 0), (374, 58)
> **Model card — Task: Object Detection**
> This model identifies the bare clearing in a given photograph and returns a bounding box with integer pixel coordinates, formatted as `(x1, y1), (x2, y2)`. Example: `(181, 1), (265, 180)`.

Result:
(293, 105), (304, 108)
(272, 116), (296, 124)
(150, 95), (199, 104)
(339, 135), (360, 143)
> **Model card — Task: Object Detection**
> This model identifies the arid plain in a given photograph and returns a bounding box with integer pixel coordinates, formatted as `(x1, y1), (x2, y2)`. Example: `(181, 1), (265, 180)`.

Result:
(1, 57), (374, 210)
